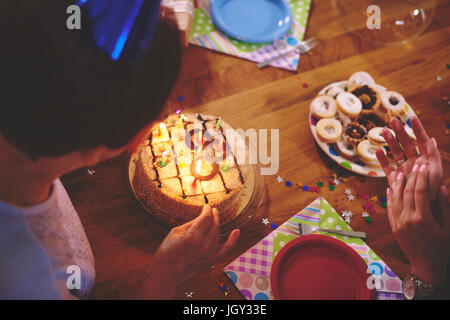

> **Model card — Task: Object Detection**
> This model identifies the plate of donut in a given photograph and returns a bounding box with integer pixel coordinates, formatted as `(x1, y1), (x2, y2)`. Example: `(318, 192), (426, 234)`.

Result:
(309, 71), (418, 177)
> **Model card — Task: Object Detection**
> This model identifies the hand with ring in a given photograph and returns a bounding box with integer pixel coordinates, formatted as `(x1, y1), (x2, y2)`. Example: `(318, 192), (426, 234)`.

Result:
(375, 116), (445, 204)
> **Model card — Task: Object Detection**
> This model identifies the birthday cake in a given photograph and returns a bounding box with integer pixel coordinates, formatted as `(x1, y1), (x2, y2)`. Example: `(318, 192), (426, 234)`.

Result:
(310, 71), (416, 168)
(131, 113), (250, 226)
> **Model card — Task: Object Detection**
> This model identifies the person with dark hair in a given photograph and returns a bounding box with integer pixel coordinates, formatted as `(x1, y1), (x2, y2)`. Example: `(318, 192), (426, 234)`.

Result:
(0, 1), (239, 299)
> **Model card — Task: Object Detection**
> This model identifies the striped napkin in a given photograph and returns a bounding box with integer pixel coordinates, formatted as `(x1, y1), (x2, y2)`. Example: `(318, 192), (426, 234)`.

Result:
(189, 0), (311, 71)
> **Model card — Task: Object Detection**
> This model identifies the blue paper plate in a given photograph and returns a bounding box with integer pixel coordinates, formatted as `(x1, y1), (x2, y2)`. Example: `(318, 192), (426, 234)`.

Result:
(210, 0), (293, 43)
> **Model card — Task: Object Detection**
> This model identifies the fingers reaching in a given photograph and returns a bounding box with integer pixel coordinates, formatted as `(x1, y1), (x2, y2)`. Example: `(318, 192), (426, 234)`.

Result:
(218, 229), (240, 259)
(390, 118), (419, 159)
(410, 117), (430, 156)
(189, 204), (214, 234)
(382, 127), (406, 163)
(403, 163), (419, 214)
(426, 138), (443, 201)
(376, 147), (394, 181)
(414, 164), (431, 220)
(390, 171), (405, 218)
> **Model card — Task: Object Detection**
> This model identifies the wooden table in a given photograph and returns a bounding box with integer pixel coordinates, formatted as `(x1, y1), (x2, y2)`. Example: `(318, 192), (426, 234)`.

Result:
(62, 0), (450, 299)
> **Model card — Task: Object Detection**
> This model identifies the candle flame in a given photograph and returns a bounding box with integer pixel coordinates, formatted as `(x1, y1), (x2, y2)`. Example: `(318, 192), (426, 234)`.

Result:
(196, 160), (202, 175)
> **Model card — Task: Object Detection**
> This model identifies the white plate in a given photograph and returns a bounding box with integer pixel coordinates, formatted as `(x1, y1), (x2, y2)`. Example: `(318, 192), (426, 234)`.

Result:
(309, 80), (417, 178)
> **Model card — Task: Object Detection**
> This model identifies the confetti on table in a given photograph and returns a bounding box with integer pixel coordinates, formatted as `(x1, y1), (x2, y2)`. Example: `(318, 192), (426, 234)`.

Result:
(380, 196), (387, 203)
(178, 96), (184, 102)
(262, 218), (270, 226)
(332, 178), (341, 186)
(317, 181), (324, 187)
(276, 176), (284, 183)
(87, 169), (96, 176)
(285, 181), (293, 187)
(302, 82), (309, 88)
(341, 210), (353, 218)
(362, 194), (369, 200)
(270, 222), (278, 229)
(347, 194), (355, 201)
(436, 76), (442, 82)
(185, 291), (194, 298)
(361, 212), (370, 218)
(345, 188), (352, 195)
(381, 202), (387, 208)
(447, 64), (450, 69)
(371, 196), (378, 202)
(218, 282), (230, 296)
(363, 202), (374, 210)
(345, 216), (352, 224)
(328, 185), (335, 191)
(303, 185), (309, 191)
(365, 216), (373, 224)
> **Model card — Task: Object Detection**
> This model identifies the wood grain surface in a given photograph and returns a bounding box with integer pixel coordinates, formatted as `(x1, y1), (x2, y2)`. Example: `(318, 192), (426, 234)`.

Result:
(61, 0), (450, 299)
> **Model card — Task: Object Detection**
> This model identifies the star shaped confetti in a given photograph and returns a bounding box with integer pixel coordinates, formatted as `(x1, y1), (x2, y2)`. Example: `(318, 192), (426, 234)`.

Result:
(285, 181), (293, 187)
(341, 210), (353, 218)
(262, 218), (270, 226)
(332, 178), (341, 186)
(347, 194), (355, 201)
(276, 176), (284, 183)
(345, 216), (352, 224)
(328, 185), (335, 191)
(185, 291), (194, 298)
(270, 222), (278, 229)
(303, 185), (309, 191)
(317, 181), (324, 187)
(365, 216), (373, 224)
(345, 188), (352, 195)
(361, 212), (370, 218)
(87, 169), (96, 176)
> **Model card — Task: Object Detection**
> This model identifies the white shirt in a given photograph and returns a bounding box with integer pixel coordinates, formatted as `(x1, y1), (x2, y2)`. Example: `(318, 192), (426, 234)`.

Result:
(0, 180), (95, 299)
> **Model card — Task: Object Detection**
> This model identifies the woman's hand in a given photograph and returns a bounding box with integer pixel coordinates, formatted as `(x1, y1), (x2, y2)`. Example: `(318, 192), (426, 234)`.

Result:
(376, 117), (443, 200)
(387, 161), (449, 286)
(135, 205), (240, 299)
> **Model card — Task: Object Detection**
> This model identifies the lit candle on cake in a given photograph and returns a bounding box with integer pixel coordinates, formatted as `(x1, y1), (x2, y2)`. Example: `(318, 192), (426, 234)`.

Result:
(192, 160), (202, 187)
(190, 158), (219, 183)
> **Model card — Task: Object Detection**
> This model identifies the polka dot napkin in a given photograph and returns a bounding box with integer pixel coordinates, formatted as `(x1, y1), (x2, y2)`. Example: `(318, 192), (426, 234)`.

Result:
(224, 197), (405, 300)
(189, 0), (311, 71)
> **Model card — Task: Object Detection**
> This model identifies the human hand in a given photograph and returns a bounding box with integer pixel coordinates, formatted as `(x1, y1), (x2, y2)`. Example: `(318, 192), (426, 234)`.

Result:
(136, 205), (240, 299)
(376, 116), (444, 203)
(387, 161), (449, 286)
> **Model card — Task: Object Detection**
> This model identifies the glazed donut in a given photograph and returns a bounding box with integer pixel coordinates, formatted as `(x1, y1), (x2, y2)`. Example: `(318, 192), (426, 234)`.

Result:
(357, 140), (386, 166)
(316, 118), (343, 144)
(368, 127), (395, 147)
(348, 71), (375, 88)
(310, 95), (337, 119)
(325, 86), (345, 99)
(336, 92), (362, 125)
(336, 139), (358, 159)
(380, 91), (406, 116)
(343, 122), (368, 144)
